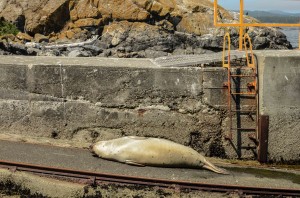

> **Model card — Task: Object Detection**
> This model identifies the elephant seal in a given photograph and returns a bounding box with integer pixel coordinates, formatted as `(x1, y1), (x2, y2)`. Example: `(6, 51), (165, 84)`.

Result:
(90, 136), (228, 174)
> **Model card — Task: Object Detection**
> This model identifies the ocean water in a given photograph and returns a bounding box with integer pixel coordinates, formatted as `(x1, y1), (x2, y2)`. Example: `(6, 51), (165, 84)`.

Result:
(280, 27), (299, 48)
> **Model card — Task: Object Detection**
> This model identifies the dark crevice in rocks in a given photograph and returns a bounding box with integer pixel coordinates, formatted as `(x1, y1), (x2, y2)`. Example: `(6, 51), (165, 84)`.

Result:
(188, 131), (204, 152)
(202, 46), (222, 52)
(14, 15), (26, 32)
(208, 139), (227, 158)
(51, 128), (60, 139)
(187, 130), (227, 158)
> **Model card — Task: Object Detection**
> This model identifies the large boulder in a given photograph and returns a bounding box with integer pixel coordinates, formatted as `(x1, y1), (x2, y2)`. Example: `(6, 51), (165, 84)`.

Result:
(0, 0), (70, 35)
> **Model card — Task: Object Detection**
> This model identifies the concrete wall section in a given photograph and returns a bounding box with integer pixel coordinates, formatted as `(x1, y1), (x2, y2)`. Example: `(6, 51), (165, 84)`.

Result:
(257, 51), (300, 162)
(1, 52), (299, 162)
(0, 56), (231, 158)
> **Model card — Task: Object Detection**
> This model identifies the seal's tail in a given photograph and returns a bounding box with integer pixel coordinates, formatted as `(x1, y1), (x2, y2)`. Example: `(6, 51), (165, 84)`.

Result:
(203, 160), (229, 175)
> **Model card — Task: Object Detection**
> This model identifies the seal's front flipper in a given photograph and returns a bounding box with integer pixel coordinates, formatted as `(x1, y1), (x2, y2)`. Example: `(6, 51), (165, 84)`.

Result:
(125, 160), (145, 167)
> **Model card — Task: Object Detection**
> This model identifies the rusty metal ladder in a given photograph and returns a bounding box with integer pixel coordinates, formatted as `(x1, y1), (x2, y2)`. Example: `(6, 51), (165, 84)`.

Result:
(222, 33), (259, 159)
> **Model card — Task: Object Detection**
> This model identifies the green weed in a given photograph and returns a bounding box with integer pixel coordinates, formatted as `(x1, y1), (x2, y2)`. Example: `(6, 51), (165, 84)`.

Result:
(0, 18), (19, 36)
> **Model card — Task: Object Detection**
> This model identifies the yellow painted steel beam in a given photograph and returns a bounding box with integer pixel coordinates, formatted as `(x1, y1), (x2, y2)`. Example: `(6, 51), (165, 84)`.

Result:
(215, 23), (300, 27)
(222, 32), (231, 68)
(213, 0), (300, 27)
(213, 0), (300, 49)
(214, 0), (218, 26)
(239, 0), (244, 50)
(243, 33), (255, 68)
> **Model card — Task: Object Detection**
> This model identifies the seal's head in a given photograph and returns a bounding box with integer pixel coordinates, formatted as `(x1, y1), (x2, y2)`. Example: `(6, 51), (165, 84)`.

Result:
(89, 143), (97, 156)
(90, 141), (113, 158)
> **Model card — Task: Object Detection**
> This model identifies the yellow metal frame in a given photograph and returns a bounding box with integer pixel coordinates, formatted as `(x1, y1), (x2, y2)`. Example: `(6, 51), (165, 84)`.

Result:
(214, 0), (300, 50)
(222, 32), (231, 68)
(243, 33), (254, 68)
(222, 33), (254, 68)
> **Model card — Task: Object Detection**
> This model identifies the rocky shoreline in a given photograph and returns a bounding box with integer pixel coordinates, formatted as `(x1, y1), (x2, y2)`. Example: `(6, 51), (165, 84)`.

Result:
(0, 0), (293, 58)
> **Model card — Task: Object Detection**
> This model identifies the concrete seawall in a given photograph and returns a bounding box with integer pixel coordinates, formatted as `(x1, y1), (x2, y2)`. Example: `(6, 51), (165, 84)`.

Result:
(257, 51), (300, 162)
(0, 51), (299, 162)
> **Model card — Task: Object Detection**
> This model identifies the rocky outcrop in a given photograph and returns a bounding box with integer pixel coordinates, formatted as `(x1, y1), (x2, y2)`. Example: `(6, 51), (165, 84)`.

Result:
(0, 0), (70, 34)
(0, 0), (293, 58)
(67, 0), (231, 36)
(250, 27), (292, 49)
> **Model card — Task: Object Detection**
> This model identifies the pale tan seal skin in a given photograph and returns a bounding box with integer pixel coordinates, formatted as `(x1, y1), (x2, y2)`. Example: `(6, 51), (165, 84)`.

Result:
(91, 136), (228, 174)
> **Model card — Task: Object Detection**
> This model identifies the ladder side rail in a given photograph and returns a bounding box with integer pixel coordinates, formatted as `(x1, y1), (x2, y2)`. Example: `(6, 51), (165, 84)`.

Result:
(243, 33), (255, 68)
(244, 33), (260, 145)
(223, 33), (233, 140)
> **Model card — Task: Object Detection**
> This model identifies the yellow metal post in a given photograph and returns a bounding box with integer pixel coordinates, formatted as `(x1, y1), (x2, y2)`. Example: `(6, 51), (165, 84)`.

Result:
(239, 0), (244, 51)
(243, 33), (255, 68)
(222, 32), (231, 68)
(214, 0), (218, 26)
(213, 23), (300, 27)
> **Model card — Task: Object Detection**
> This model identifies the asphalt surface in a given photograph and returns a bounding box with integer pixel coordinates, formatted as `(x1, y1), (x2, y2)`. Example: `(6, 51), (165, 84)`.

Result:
(0, 140), (299, 190)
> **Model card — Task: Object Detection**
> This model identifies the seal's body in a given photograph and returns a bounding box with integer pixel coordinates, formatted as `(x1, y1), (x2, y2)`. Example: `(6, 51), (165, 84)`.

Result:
(91, 136), (228, 174)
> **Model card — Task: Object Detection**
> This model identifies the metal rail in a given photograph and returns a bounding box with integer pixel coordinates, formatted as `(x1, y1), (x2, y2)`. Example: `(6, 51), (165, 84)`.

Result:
(0, 160), (299, 196)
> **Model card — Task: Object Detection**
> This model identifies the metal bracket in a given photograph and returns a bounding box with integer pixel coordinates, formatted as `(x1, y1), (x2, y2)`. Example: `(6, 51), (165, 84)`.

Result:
(248, 134), (259, 146)
(258, 115), (269, 163)
(9, 166), (17, 173)
(223, 82), (229, 88)
(85, 176), (97, 186)
(247, 81), (256, 93)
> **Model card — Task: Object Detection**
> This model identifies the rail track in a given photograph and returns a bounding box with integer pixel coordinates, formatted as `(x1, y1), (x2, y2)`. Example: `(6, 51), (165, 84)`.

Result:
(0, 160), (299, 196)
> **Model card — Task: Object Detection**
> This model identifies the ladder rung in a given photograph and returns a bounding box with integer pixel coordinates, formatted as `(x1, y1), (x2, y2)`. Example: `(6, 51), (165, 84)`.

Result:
(237, 105), (257, 108)
(241, 146), (257, 150)
(231, 75), (256, 77)
(231, 87), (256, 89)
(231, 110), (256, 113)
(231, 128), (256, 131)
(231, 92), (256, 95)
(230, 68), (255, 70)
(229, 65), (254, 68)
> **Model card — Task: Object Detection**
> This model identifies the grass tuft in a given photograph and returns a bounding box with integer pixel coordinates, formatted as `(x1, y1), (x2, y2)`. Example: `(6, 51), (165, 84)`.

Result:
(0, 18), (19, 36)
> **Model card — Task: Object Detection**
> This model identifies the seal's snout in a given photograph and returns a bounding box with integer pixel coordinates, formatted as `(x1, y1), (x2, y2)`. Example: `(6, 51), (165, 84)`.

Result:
(89, 144), (95, 153)
(89, 144), (99, 157)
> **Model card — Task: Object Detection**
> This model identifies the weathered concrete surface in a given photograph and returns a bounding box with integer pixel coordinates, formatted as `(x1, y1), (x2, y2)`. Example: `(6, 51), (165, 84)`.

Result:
(257, 50), (300, 162)
(0, 51), (299, 162)
(152, 51), (245, 67)
(0, 55), (232, 159)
